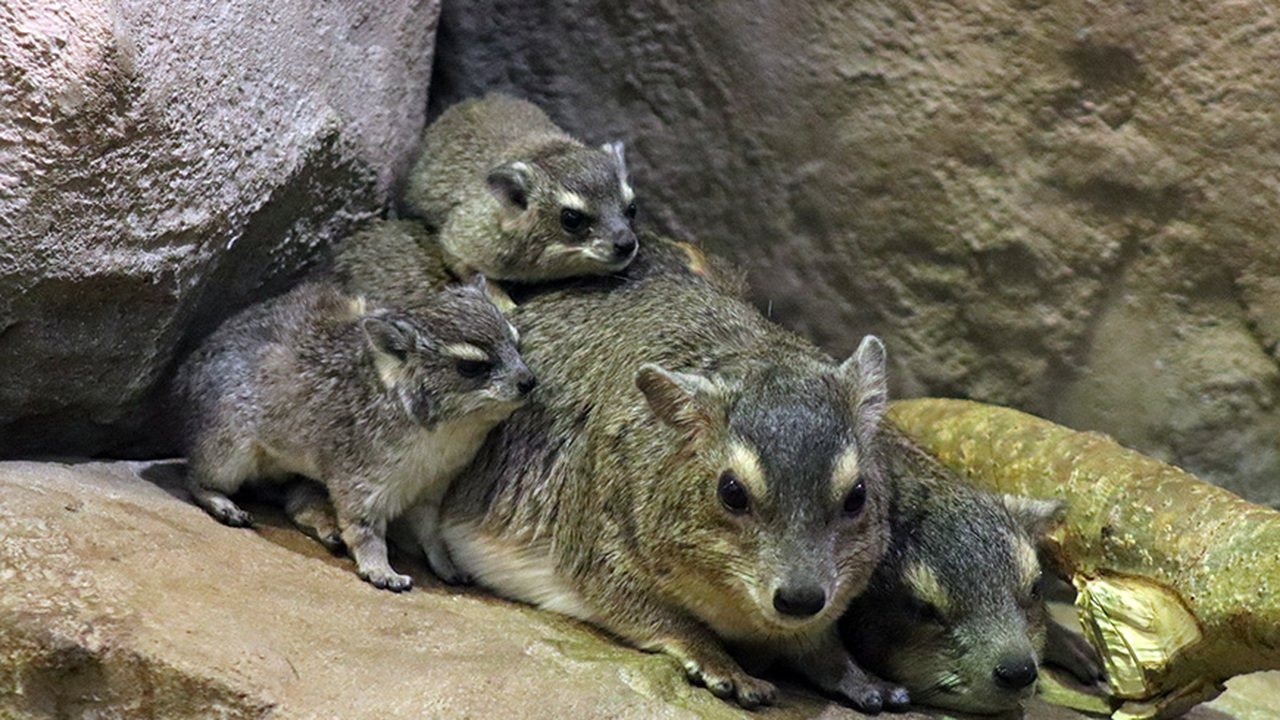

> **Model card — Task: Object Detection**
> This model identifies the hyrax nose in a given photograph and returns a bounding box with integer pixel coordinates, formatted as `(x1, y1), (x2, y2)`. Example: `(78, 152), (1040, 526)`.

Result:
(993, 656), (1038, 690)
(613, 233), (637, 258)
(516, 372), (538, 396)
(773, 585), (826, 618)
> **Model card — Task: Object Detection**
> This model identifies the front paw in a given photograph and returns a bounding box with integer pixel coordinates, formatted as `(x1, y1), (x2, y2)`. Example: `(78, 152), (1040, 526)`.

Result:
(837, 673), (910, 714)
(360, 568), (412, 592)
(684, 659), (778, 708)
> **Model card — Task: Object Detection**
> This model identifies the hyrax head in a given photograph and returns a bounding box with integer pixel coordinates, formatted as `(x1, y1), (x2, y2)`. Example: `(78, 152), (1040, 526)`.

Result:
(634, 336), (890, 641)
(486, 140), (638, 281)
(361, 275), (535, 427)
(844, 491), (1062, 714)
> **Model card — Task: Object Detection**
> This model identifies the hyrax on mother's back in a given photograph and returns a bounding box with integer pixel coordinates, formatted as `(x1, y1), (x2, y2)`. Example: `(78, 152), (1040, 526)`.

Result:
(404, 93), (639, 282)
(173, 277), (534, 591)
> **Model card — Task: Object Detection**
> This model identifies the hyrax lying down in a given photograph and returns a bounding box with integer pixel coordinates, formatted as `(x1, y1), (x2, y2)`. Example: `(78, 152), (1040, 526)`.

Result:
(174, 277), (533, 591)
(841, 429), (1065, 713)
(379, 236), (907, 711)
(404, 93), (639, 282)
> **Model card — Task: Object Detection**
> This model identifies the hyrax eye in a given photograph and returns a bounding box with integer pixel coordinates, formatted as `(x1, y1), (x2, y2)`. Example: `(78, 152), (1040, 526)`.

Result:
(843, 478), (867, 516)
(717, 470), (750, 514)
(560, 207), (588, 233)
(907, 596), (944, 624)
(625, 201), (638, 221)
(455, 358), (493, 379)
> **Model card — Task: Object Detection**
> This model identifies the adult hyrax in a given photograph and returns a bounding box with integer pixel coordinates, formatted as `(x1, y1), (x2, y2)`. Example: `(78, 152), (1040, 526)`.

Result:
(336, 232), (903, 711)
(404, 93), (638, 282)
(841, 429), (1071, 713)
(174, 277), (534, 591)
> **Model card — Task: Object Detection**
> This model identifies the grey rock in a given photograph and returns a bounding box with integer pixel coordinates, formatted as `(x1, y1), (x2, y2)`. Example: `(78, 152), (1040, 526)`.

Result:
(428, 1), (1280, 506)
(0, 0), (439, 458)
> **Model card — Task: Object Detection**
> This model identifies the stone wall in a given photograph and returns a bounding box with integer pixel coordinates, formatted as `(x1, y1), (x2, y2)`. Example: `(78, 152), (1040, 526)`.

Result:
(0, 0), (440, 457)
(428, 0), (1280, 506)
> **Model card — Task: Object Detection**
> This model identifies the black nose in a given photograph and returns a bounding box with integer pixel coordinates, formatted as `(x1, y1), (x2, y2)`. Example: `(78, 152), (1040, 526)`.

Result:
(517, 374), (538, 395)
(773, 585), (826, 618)
(613, 234), (637, 257)
(993, 656), (1038, 690)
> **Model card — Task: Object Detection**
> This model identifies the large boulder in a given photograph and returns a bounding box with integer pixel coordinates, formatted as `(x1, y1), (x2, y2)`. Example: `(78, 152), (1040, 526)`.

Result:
(427, 2), (1280, 506)
(0, 0), (439, 457)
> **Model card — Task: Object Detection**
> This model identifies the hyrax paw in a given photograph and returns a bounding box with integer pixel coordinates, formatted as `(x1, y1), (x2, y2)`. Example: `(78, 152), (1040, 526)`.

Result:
(213, 505), (253, 528)
(837, 677), (908, 714)
(686, 662), (778, 708)
(361, 569), (412, 593)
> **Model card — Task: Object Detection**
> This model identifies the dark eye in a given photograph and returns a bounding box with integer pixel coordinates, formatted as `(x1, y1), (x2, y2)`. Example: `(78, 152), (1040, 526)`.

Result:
(843, 478), (867, 516)
(455, 359), (493, 379)
(625, 202), (637, 220)
(906, 596), (944, 624)
(1028, 572), (1045, 603)
(560, 207), (588, 233)
(718, 471), (749, 514)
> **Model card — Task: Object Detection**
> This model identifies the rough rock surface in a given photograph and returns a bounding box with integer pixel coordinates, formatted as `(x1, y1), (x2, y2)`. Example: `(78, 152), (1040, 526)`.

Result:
(0, 0), (439, 458)
(3, 459), (1271, 719)
(428, 1), (1280, 506)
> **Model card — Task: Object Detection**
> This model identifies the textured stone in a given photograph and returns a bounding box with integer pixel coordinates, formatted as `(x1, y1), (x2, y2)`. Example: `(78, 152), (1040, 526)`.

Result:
(428, 1), (1280, 506)
(0, 0), (439, 457)
(1, 460), (1272, 718)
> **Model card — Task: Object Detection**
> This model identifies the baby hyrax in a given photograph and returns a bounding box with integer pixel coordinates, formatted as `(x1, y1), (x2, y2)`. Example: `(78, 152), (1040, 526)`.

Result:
(841, 430), (1074, 713)
(174, 277), (534, 591)
(404, 93), (639, 283)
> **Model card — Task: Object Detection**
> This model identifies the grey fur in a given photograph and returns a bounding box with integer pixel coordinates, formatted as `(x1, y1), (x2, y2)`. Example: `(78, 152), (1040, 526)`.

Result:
(404, 94), (638, 282)
(173, 278), (533, 591)
(842, 426), (1064, 713)
(333, 228), (900, 710)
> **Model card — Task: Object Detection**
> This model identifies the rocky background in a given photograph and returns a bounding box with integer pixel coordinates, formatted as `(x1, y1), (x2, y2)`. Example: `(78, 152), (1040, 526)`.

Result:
(0, 0), (438, 457)
(3, 5), (1277, 490)
(428, 1), (1280, 508)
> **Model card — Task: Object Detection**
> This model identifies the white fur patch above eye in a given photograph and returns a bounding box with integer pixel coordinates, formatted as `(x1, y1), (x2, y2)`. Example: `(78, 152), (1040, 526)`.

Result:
(622, 181), (635, 204)
(904, 562), (950, 613)
(727, 439), (768, 502)
(555, 190), (588, 212)
(830, 444), (861, 504)
(347, 296), (368, 317)
(507, 323), (520, 345)
(1015, 538), (1041, 592)
(443, 343), (489, 362)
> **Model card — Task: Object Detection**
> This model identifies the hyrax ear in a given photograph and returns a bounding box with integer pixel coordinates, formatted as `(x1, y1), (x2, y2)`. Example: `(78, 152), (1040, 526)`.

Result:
(602, 140), (626, 170)
(838, 335), (888, 433)
(486, 161), (533, 210)
(1002, 495), (1065, 538)
(468, 273), (490, 295)
(361, 316), (424, 364)
(635, 363), (722, 439)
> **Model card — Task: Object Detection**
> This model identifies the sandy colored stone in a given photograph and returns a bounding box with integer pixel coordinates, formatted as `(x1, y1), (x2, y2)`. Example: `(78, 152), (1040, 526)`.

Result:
(0, 0), (439, 458)
(428, 0), (1280, 506)
(2, 459), (1274, 718)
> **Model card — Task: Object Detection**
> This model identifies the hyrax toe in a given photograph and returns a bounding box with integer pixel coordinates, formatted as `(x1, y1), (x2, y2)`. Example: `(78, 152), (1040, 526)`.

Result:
(214, 504), (254, 528)
(735, 677), (779, 708)
(362, 569), (413, 593)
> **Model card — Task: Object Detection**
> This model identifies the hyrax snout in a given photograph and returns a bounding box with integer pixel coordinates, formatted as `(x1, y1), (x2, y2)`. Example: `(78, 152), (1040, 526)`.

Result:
(174, 276), (530, 591)
(405, 93), (638, 283)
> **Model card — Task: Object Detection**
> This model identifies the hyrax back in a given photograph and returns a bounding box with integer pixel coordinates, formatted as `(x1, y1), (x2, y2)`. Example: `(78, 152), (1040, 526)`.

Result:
(174, 277), (534, 591)
(404, 94), (638, 282)
(421, 236), (903, 710)
(841, 427), (1063, 713)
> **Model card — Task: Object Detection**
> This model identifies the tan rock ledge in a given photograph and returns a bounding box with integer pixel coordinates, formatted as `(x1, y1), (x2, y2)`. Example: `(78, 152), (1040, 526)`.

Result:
(0, 459), (1272, 719)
